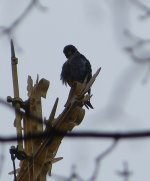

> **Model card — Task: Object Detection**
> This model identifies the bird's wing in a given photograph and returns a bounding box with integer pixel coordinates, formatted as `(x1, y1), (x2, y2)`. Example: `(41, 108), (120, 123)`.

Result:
(60, 61), (71, 85)
(80, 54), (92, 81)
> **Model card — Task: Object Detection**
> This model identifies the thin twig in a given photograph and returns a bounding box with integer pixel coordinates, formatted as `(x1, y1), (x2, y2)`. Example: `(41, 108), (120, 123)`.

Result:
(88, 140), (118, 181)
(124, 30), (150, 62)
(0, 0), (47, 40)
(52, 165), (84, 181)
(0, 129), (150, 143)
(131, 0), (150, 20)
(1, 97), (150, 142)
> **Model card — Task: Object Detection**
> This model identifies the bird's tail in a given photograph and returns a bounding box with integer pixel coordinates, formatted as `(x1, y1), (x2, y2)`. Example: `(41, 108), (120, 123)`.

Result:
(84, 100), (94, 109)
(84, 89), (94, 109)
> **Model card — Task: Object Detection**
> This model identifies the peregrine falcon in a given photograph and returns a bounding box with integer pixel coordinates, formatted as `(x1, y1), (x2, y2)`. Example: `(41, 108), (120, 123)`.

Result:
(60, 45), (93, 109)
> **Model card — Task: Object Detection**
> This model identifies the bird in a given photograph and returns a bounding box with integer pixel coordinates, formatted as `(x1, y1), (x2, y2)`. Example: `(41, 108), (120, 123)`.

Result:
(60, 45), (93, 109)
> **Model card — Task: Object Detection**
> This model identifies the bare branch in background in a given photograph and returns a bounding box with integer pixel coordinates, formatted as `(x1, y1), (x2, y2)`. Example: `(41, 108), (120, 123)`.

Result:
(124, 30), (150, 83)
(52, 165), (84, 181)
(0, 145), (5, 176)
(1, 97), (150, 142)
(1, 129), (150, 143)
(99, 64), (142, 122)
(52, 141), (118, 181)
(99, 0), (141, 123)
(111, 0), (131, 48)
(116, 161), (133, 181)
(124, 30), (150, 62)
(35, 0), (48, 11)
(131, 0), (150, 20)
(0, 0), (47, 46)
(88, 140), (118, 181)
(105, 0), (150, 124)
(0, 1), (149, 180)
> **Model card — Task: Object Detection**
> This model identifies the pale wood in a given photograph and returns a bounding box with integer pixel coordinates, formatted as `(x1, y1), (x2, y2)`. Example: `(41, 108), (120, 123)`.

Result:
(9, 42), (100, 181)
(11, 40), (23, 150)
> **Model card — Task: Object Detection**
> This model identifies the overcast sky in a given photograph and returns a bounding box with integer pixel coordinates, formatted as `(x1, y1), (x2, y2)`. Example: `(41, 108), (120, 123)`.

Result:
(1, 0), (150, 180)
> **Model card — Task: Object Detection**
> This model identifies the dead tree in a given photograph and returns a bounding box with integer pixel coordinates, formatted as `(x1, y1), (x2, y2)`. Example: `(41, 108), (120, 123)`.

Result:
(8, 40), (101, 181)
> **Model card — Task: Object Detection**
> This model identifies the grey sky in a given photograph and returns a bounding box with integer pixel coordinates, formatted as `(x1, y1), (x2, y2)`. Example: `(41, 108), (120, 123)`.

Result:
(1, 0), (150, 180)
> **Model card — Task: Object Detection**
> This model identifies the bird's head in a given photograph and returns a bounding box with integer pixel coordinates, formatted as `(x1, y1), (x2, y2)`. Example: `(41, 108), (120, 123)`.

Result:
(63, 45), (78, 58)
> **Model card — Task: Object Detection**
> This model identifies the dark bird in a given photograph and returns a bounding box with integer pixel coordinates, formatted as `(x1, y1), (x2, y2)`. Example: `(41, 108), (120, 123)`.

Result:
(60, 45), (93, 109)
